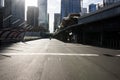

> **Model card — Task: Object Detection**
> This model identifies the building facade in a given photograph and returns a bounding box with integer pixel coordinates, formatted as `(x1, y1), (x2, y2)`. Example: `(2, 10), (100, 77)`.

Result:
(81, 8), (87, 15)
(11, 0), (25, 28)
(0, 0), (4, 28)
(2, 0), (12, 28)
(54, 13), (60, 32)
(27, 6), (39, 27)
(61, 0), (81, 20)
(0, 8), (3, 28)
(89, 4), (97, 12)
(82, 8), (87, 13)
(2, 0), (25, 28)
(38, 0), (48, 31)
(47, 13), (49, 31)
(103, 0), (120, 6)
(0, 0), (4, 8)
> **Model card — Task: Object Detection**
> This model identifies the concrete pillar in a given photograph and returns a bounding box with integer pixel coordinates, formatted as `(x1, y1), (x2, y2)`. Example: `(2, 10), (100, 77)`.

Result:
(100, 32), (103, 46)
(119, 40), (120, 49)
(82, 32), (86, 44)
(0, 0), (4, 7)
(0, 8), (3, 28)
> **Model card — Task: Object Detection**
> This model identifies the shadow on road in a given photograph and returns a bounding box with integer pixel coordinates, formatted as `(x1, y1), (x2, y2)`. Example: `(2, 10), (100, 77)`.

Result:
(59, 40), (120, 50)
(0, 42), (15, 52)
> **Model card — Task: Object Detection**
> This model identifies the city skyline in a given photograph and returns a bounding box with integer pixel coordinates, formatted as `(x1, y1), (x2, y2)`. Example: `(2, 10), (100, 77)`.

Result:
(0, 0), (120, 79)
(25, 0), (103, 33)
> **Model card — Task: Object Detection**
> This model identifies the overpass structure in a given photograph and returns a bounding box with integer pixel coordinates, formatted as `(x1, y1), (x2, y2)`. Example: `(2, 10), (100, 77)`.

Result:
(54, 3), (120, 49)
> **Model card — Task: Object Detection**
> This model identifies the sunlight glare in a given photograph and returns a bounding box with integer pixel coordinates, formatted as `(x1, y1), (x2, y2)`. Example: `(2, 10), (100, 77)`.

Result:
(26, 0), (37, 7)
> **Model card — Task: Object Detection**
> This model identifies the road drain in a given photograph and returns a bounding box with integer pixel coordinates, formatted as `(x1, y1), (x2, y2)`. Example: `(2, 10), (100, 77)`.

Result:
(103, 54), (115, 57)
(0, 54), (11, 58)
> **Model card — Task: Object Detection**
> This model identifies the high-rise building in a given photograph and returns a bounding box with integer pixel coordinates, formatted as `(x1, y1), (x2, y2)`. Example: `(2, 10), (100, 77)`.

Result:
(0, 1), (1, 6)
(61, 0), (81, 20)
(54, 13), (60, 32)
(27, 6), (39, 27)
(103, 0), (120, 6)
(3, 0), (12, 28)
(2, 0), (25, 28)
(82, 8), (87, 13)
(0, 0), (4, 28)
(47, 13), (49, 31)
(0, 8), (3, 28)
(11, 0), (25, 27)
(0, 0), (4, 7)
(89, 4), (97, 12)
(81, 8), (87, 15)
(38, 0), (48, 31)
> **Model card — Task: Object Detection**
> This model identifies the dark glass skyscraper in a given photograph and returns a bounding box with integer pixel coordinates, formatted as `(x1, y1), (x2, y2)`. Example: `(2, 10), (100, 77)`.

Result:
(54, 13), (60, 31)
(38, 0), (48, 30)
(11, 0), (25, 27)
(0, 0), (4, 7)
(0, 0), (4, 28)
(27, 6), (39, 27)
(2, 0), (25, 28)
(89, 4), (97, 12)
(61, 0), (81, 20)
(3, 0), (12, 28)
(0, 8), (3, 28)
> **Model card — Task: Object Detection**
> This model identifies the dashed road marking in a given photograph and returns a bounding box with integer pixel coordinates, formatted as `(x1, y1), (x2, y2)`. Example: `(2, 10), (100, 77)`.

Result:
(116, 55), (120, 57)
(0, 53), (99, 56)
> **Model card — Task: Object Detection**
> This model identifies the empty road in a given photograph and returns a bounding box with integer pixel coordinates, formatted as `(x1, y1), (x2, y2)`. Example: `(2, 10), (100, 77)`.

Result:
(0, 39), (120, 80)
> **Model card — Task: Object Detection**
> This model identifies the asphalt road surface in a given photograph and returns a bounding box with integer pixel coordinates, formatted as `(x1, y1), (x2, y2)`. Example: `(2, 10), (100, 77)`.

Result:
(0, 39), (120, 80)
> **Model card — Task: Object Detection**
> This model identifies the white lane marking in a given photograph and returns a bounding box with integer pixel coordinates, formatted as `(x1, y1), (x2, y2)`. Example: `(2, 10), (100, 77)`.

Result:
(0, 53), (99, 56)
(116, 55), (120, 57)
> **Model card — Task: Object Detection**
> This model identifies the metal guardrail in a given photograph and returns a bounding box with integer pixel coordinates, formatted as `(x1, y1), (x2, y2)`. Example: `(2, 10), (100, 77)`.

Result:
(79, 2), (120, 19)
(0, 29), (25, 42)
(12, 19), (20, 24)
(19, 22), (25, 27)
(78, 2), (120, 25)
(3, 15), (12, 21)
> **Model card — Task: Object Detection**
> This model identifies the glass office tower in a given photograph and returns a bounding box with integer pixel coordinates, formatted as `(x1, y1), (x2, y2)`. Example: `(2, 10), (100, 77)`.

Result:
(27, 6), (39, 27)
(61, 0), (81, 20)
(0, 0), (4, 7)
(54, 13), (60, 31)
(38, 0), (48, 30)
(11, 0), (25, 27)
(89, 4), (97, 12)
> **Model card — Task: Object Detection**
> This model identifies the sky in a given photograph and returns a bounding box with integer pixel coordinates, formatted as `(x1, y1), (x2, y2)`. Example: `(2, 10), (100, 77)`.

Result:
(25, 0), (103, 33)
